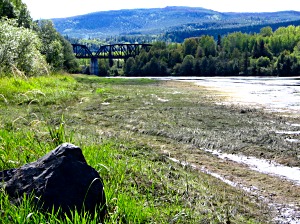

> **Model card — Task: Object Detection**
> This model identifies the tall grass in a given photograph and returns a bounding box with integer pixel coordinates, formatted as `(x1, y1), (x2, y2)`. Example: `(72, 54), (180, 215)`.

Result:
(0, 75), (78, 106)
(1, 132), (265, 223)
(0, 74), (271, 223)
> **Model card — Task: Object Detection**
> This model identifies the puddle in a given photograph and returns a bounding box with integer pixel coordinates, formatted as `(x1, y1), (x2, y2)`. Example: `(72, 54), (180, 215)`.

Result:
(276, 131), (300, 135)
(157, 97), (169, 102)
(151, 94), (169, 102)
(285, 139), (300, 143)
(290, 124), (300, 127)
(167, 157), (260, 195)
(273, 203), (300, 224)
(205, 149), (300, 185)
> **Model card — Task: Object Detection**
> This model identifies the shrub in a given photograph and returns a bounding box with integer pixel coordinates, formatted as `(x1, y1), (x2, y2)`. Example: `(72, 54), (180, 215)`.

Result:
(0, 19), (49, 77)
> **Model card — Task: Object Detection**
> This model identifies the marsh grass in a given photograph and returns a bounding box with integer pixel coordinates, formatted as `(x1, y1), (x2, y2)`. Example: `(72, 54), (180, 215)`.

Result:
(0, 74), (286, 223)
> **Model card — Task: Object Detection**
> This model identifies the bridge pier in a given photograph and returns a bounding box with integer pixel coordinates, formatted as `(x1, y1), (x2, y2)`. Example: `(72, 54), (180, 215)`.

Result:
(90, 57), (99, 75)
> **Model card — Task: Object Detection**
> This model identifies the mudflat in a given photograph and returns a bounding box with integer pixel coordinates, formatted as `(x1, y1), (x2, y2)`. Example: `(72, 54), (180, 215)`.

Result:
(92, 79), (300, 222)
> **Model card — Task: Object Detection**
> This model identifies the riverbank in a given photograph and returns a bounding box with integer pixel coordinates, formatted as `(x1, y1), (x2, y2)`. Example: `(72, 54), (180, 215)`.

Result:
(164, 78), (300, 223)
(1, 74), (299, 223)
(80, 77), (300, 223)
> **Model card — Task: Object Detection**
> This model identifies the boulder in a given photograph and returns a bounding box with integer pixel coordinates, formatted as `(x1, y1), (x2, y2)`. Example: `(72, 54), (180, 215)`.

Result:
(0, 143), (106, 220)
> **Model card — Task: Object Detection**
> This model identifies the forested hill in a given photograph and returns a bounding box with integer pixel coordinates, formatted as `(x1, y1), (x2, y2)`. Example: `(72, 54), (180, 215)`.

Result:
(52, 6), (300, 39)
(166, 19), (300, 42)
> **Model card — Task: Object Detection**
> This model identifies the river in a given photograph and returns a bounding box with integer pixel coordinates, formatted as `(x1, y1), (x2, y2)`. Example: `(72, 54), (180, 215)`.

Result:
(160, 76), (300, 115)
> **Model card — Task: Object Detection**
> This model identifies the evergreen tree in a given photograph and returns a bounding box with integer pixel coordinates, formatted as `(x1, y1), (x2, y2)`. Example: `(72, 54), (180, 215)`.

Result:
(124, 57), (135, 76)
(193, 58), (202, 76)
(243, 51), (250, 75)
(217, 34), (222, 48)
(180, 55), (194, 76)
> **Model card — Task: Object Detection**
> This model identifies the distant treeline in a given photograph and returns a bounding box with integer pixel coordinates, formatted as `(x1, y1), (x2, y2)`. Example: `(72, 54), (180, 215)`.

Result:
(121, 25), (300, 77)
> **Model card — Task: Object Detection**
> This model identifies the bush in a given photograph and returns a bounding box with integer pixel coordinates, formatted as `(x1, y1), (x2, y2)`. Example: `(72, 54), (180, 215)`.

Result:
(0, 19), (49, 77)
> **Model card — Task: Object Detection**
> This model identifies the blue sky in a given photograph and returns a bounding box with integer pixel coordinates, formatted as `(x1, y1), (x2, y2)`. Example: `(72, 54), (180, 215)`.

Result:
(22, 0), (300, 19)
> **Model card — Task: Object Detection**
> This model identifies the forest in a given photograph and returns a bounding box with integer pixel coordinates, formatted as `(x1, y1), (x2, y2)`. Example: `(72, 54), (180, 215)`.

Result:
(52, 6), (300, 39)
(119, 26), (300, 77)
(1, 0), (300, 77)
(70, 25), (300, 77)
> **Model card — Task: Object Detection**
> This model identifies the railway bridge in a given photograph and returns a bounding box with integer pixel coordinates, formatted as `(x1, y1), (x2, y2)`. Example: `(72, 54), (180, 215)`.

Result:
(72, 43), (152, 75)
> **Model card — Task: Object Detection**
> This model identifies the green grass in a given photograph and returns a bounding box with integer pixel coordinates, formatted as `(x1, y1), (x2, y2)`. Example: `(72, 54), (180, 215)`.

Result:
(0, 75), (78, 106)
(74, 76), (158, 85)
(0, 74), (279, 223)
(0, 130), (266, 223)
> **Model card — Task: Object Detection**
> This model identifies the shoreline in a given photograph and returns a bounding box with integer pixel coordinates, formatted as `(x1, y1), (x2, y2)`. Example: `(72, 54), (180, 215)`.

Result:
(159, 79), (300, 223)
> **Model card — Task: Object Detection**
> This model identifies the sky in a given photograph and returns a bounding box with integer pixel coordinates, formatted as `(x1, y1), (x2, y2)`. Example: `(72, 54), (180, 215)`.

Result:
(22, 0), (300, 20)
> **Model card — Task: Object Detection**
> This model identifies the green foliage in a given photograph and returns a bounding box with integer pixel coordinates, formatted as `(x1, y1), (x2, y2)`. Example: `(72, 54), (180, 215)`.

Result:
(36, 20), (64, 71)
(168, 48), (183, 68)
(48, 115), (74, 148)
(0, 0), (79, 77)
(180, 55), (194, 76)
(33, 20), (80, 73)
(0, 0), (32, 28)
(183, 38), (198, 57)
(0, 0), (15, 19)
(198, 35), (217, 57)
(0, 19), (49, 77)
(276, 50), (300, 76)
(260, 26), (273, 37)
(252, 39), (273, 59)
(0, 75), (78, 105)
(124, 57), (136, 76)
(120, 25), (300, 77)
(98, 59), (109, 76)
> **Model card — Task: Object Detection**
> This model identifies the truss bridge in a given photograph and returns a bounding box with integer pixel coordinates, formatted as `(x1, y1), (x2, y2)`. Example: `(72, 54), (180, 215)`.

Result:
(72, 43), (152, 60)
(72, 43), (152, 75)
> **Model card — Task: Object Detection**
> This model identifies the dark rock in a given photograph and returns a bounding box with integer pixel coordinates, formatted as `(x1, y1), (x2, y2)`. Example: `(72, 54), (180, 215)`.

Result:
(0, 143), (106, 220)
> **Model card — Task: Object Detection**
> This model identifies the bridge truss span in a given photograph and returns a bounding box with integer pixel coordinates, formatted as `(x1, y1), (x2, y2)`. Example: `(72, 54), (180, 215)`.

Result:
(72, 43), (152, 75)
(72, 43), (152, 59)
(72, 44), (93, 58)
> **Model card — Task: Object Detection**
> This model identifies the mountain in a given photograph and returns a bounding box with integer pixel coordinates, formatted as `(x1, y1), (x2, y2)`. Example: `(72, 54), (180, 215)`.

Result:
(52, 6), (300, 40)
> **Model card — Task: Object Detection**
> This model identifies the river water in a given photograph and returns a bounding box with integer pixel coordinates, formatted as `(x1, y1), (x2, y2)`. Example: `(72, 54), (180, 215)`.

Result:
(164, 76), (300, 115)
(147, 75), (300, 121)
(197, 76), (300, 114)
